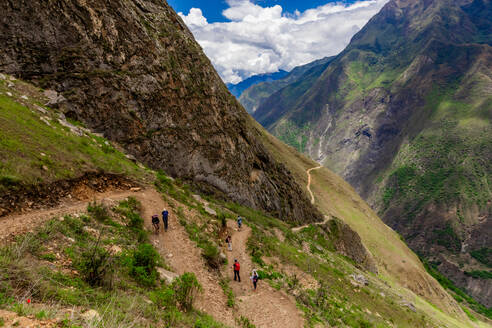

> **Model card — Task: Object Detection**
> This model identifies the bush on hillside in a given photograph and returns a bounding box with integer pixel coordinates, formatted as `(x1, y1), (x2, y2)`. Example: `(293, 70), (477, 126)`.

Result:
(77, 239), (114, 287)
(130, 243), (159, 286)
(172, 272), (202, 312)
(202, 243), (223, 269)
(87, 202), (111, 222)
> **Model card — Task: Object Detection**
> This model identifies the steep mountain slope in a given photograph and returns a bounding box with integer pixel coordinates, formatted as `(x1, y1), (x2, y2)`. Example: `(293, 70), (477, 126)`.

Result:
(0, 77), (483, 327)
(0, 0), (321, 225)
(239, 57), (334, 113)
(254, 0), (492, 307)
(226, 70), (288, 99)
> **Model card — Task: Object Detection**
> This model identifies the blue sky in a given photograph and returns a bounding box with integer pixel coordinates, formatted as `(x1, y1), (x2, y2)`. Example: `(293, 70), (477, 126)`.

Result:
(168, 1), (359, 23)
(172, 0), (388, 83)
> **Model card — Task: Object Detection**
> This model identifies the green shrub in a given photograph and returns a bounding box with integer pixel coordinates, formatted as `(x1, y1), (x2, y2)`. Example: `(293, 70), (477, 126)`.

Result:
(77, 240), (114, 287)
(40, 253), (56, 262)
(172, 273), (202, 312)
(470, 248), (491, 267)
(202, 243), (222, 269)
(87, 202), (111, 222)
(465, 270), (492, 279)
(130, 243), (159, 286)
(236, 316), (256, 328)
(149, 287), (176, 308)
(218, 212), (227, 229)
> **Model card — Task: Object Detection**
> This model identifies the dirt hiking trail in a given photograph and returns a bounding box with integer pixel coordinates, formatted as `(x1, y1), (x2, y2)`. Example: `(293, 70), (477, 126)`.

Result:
(136, 189), (236, 326)
(0, 189), (138, 244)
(291, 165), (330, 233)
(1, 187), (306, 327)
(306, 166), (322, 204)
(226, 220), (304, 328)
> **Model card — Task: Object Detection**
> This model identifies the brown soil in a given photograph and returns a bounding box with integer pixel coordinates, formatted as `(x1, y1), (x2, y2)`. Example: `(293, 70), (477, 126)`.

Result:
(225, 221), (304, 328)
(0, 172), (139, 218)
(0, 186), (306, 327)
(0, 309), (57, 327)
(306, 166), (322, 204)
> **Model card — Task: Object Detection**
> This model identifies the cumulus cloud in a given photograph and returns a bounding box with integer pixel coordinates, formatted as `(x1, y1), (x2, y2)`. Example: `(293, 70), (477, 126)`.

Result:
(179, 0), (389, 83)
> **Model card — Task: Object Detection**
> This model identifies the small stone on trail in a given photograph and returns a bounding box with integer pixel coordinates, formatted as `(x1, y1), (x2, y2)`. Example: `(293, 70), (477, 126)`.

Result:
(125, 154), (137, 162)
(349, 274), (369, 286)
(204, 206), (217, 216)
(130, 187), (141, 192)
(167, 253), (173, 258)
(157, 268), (179, 284)
(109, 245), (122, 254)
(81, 309), (101, 322)
(6, 92), (12, 97)
(399, 301), (416, 312)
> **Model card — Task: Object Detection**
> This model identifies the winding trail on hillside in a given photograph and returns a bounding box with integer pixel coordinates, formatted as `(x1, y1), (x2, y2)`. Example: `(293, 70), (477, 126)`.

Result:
(0, 187), (305, 327)
(306, 165), (322, 204)
(225, 221), (304, 328)
(291, 165), (330, 233)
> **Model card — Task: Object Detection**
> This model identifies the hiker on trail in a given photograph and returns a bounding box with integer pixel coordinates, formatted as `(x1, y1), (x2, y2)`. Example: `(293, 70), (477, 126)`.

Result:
(237, 216), (242, 231)
(225, 235), (232, 251)
(162, 209), (169, 232)
(152, 214), (160, 234)
(233, 259), (241, 282)
(250, 269), (259, 291)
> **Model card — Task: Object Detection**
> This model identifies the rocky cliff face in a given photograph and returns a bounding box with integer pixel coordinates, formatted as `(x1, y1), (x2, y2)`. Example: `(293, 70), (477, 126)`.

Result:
(0, 0), (321, 224)
(254, 0), (492, 307)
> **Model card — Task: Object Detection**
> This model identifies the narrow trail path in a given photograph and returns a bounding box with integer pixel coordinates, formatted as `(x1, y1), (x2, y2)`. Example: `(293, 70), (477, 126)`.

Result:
(291, 165), (330, 233)
(0, 189), (137, 243)
(0, 187), (305, 327)
(0, 188), (235, 326)
(306, 166), (322, 204)
(132, 189), (236, 327)
(226, 221), (304, 328)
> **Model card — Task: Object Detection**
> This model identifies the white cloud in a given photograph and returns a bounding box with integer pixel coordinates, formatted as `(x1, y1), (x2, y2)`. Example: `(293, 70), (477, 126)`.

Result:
(179, 0), (389, 83)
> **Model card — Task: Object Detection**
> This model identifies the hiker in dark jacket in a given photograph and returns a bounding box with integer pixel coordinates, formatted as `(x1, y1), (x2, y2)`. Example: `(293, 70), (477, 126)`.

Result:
(251, 269), (259, 291)
(152, 214), (160, 234)
(233, 259), (241, 282)
(162, 209), (169, 232)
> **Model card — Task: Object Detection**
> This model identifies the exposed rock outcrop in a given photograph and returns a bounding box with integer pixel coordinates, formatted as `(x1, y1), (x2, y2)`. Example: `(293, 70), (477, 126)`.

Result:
(0, 0), (321, 224)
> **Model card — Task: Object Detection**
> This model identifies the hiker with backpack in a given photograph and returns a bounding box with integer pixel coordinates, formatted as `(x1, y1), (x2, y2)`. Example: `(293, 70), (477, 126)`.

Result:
(162, 209), (169, 232)
(233, 259), (241, 282)
(152, 214), (160, 234)
(225, 235), (232, 251)
(250, 269), (259, 291)
(237, 216), (242, 231)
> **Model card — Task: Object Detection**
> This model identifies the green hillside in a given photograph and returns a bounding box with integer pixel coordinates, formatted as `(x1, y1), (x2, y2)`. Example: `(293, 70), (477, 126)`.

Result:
(253, 0), (492, 308)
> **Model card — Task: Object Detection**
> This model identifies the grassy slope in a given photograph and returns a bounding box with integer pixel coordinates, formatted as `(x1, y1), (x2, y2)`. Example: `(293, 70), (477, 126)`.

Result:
(252, 116), (480, 326)
(0, 76), (148, 192)
(0, 75), (487, 326)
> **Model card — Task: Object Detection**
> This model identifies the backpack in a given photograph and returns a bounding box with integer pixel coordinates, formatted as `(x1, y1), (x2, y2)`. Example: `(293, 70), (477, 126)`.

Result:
(234, 262), (240, 271)
(152, 215), (159, 224)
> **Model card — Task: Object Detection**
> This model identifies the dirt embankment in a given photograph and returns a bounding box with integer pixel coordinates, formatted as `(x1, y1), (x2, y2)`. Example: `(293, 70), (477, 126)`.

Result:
(0, 173), (140, 218)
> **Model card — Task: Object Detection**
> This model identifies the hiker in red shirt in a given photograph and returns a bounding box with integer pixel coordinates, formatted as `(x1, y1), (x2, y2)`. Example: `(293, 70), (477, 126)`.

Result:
(233, 259), (241, 282)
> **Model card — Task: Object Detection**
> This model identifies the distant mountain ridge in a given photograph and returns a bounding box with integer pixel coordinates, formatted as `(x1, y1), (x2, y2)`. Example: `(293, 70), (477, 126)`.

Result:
(238, 57), (335, 113)
(226, 70), (288, 98)
(253, 0), (492, 309)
